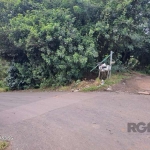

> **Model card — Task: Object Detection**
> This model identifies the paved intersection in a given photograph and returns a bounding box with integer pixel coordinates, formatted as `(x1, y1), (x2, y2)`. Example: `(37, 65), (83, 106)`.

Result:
(0, 91), (150, 150)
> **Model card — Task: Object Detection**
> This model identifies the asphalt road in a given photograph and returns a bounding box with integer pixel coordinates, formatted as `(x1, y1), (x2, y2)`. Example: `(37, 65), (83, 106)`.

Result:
(0, 91), (150, 150)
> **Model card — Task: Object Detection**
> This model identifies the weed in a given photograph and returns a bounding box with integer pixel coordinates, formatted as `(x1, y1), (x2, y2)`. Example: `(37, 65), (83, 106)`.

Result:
(0, 141), (9, 150)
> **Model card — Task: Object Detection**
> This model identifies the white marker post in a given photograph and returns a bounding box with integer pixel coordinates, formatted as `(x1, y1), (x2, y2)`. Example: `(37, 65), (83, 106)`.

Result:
(109, 51), (113, 78)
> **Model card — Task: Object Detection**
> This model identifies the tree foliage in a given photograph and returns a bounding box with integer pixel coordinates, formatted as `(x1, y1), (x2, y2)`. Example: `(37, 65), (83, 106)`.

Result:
(0, 0), (150, 89)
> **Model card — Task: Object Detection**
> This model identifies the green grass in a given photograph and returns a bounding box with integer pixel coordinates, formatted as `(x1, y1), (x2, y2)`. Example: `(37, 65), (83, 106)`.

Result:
(81, 86), (100, 92)
(0, 141), (9, 150)
(0, 87), (9, 92)
(22, 73), (132, 92)
(0, 88), (6, 92)
(81, 73), (131, 92)
(0, 80), (9, 92)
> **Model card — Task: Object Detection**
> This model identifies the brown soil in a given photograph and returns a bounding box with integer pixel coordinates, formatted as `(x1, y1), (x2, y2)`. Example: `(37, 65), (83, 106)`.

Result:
(112, 72), (150, 94)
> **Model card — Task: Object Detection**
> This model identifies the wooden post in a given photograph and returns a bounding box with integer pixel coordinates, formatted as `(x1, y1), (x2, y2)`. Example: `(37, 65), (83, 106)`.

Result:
(109, 51), (113, 78)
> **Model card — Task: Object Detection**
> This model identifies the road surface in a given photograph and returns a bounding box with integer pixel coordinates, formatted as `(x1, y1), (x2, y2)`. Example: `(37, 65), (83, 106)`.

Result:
(0, 91), (150, 150)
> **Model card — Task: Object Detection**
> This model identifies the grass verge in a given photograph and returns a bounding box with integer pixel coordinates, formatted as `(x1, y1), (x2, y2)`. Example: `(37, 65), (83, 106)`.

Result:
(0, 87), (9, 92)
(81, 73), (131, 92)
(0, 88), (6, 92)
(19, 73), (132, 92)
(0, 80), (9, 92)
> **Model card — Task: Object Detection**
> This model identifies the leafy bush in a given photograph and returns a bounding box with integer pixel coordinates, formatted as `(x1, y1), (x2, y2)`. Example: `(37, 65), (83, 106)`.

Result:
(40, 78), (55, 89)
(0, 0), (149, 90)
(0, 80), (4, 88)
(5, 8), (98, 90)
(145, 65), (150, 75)
(0, 59), (8, 80)
(6, 64), (21, 90)
(0, 58), (9, 90)
(112, 60), (128, 73)
(128, 58), (139, 69)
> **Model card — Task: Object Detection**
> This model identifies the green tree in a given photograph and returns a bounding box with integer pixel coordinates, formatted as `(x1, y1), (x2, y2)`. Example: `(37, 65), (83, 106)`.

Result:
(5, 8), (97, 89)
(0, 0), (150, 90)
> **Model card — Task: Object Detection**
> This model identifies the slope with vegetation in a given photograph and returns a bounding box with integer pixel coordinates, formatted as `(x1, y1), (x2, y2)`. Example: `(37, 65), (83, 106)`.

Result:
(0, 58), (9, 91)
(0, 0), (150, 90)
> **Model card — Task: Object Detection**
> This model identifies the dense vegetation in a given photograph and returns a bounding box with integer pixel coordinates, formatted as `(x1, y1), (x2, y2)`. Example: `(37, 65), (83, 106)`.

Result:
(0, 0), (150, 90)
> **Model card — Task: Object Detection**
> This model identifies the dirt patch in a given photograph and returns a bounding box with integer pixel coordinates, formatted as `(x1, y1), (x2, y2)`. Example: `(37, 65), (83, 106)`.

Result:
(58, 79), (100, 92)
(112, 72), (150, 94)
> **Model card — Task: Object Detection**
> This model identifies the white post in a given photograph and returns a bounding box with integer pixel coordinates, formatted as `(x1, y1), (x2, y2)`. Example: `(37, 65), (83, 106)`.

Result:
(109, 51), (113, 78)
